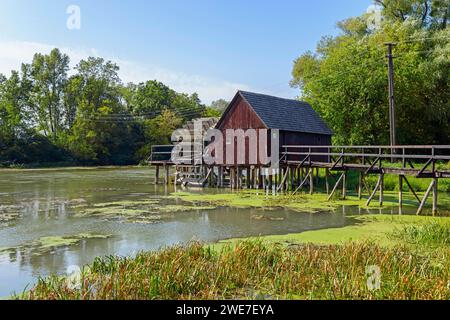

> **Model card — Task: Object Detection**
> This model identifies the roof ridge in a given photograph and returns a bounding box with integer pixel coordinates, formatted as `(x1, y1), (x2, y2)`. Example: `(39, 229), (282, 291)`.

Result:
(238, 90), (305, 104)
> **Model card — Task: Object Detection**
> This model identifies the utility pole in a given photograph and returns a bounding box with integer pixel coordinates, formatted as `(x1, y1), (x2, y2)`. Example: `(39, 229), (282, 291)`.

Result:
(385, 43), (397, 154)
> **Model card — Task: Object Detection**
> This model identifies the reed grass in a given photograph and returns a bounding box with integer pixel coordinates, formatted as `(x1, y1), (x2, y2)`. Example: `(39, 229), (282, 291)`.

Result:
(391, 222), (450, 247)
(22, 240), (449, 300)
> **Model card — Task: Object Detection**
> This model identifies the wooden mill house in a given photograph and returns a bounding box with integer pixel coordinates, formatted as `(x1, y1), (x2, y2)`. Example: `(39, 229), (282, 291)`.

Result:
(149, 90), (333, 189)
(149, 90), (450, 215)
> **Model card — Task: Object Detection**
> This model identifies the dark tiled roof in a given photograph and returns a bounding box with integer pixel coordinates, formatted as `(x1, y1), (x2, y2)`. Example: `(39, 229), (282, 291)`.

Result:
(239, 91), (333, 135)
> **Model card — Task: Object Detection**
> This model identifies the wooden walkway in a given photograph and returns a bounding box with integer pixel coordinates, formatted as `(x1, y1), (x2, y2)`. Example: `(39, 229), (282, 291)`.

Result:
(148, 145), (450, 215)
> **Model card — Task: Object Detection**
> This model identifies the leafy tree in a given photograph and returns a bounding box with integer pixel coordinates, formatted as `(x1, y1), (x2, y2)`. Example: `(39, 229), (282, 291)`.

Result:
(291, 0), (449, 145)
(136, 109), (183, 159)
(66, 57), (141, 164)
(0, 51), (211, 165)
(27, 49), (70, 141)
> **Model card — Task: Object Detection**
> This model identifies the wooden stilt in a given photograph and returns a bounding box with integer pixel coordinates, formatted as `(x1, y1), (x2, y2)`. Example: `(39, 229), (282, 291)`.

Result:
(155, 165), (160, 184)
(164, 165), (170, 185)
(432, 178), (438, 216)
(366, 174), (382, 206)
(292, 168), (312, 195)
(342, 171), (347, 200)
(325, 169), (329, 195)
(219, 166), (223, 187)
(417, 180), (435, 215)
(327, 172), (345, 201)
(399, 175), (403, 215)
(174, 165), (179, 186)
(358, 172), (363, 199)
(268, 174), (273, 190)
(379, 173), (384, 206)
(290, 167), (295, 191)
(237, 167), (241, 189)
(309, 167), (314, 195)
(230, 168), (235, 189)
(403, 176), (421, 205)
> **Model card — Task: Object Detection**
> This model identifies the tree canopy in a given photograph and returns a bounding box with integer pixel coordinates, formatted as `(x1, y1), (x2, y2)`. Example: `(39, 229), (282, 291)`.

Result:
(291, 0), (449, 145)
(0, 49), (210, 166)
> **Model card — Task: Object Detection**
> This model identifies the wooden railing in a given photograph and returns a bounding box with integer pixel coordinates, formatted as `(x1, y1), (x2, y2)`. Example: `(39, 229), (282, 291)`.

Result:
(281, 145), (450, 176)
(282, 145), (450, 162)
(148, 145), (174, 163)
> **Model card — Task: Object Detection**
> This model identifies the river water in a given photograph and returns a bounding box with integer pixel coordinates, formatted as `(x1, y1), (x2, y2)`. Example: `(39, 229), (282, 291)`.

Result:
(0, 166), (432, 297)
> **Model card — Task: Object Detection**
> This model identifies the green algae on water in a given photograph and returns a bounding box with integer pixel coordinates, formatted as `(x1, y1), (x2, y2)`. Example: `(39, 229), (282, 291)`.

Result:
(170, 190), (448, 214)
(0, 233), (112, 256)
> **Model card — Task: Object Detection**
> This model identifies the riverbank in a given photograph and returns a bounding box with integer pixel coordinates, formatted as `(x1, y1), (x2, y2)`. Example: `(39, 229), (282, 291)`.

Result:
(0, 165), (146, 172)
(20, 214), (449, 300)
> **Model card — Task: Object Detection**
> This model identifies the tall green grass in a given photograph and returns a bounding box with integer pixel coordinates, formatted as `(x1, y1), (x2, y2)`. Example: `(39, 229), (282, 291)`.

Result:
(391, 222), (450, 247)
(22, 241), (449, 300)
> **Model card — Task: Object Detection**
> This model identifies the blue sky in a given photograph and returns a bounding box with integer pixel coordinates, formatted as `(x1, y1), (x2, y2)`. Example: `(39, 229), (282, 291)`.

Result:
(0, 0), (373, 103)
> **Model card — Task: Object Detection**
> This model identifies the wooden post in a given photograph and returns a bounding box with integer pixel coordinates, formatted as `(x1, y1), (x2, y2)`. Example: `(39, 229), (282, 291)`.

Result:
(399, 175), (403, 215)
(290, 167), (295, 191)
(358, 172), (363, 200)
(164, 164), (170, 185)
(245, 167), (252, 189)
(342, 171), (347, 200)
(230, 168), (235, 189)
(259, 169), (263, 190)
(218, 166), (223, 187)
(366, 174), (382, 207)
(309, 168), (314, 195)
(325, 169), (329, 195)
(174, 165), (179, 186)
(155, 165), (160, 184)
(237, 167), (241, 189)
(379, 173), (384, 206)
(268, 173), (273, 190)
(432, 178), (438, 216)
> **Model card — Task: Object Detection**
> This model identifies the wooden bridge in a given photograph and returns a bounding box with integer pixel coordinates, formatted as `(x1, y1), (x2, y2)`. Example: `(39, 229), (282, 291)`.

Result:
(148, 144), (450, 215)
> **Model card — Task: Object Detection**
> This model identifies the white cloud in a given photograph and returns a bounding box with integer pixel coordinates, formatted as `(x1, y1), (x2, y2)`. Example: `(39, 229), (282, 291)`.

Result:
(0, 40), (251, 104)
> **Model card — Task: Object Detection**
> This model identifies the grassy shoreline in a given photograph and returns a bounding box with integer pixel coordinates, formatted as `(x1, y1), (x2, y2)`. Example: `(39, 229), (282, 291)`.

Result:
(19, 214), (450, 300)
(5, 181), (449, 300)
